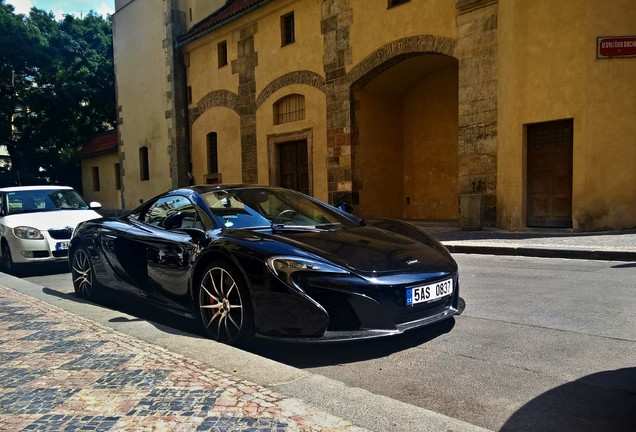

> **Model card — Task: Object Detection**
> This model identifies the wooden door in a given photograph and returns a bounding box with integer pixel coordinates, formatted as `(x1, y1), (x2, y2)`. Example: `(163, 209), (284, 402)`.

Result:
(527, 120), (573, 228)
(278, 140), (309, 195)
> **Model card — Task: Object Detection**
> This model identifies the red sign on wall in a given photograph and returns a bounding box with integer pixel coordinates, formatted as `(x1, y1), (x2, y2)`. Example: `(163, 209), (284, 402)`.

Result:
(597, 36), (636, 58)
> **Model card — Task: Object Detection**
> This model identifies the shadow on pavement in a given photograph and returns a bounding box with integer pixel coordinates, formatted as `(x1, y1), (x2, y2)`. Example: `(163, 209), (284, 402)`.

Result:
(501, 367), (636, 432)
(9, 262), (69, 277)
(246, 318), (455, 367)
(41, 282), (455, 367)
(41, 285), (206, 338)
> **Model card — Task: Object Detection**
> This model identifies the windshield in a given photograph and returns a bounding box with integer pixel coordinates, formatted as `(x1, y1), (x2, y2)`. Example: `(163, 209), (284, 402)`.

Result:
(6, 189), (90, 215)
(201, 188), (354, 230)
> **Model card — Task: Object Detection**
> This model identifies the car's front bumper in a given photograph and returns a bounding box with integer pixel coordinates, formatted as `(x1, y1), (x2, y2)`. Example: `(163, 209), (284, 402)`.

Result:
(6, 234), (71, 264)
(252, 269), (462, 342)
(255, 302), (461, 343)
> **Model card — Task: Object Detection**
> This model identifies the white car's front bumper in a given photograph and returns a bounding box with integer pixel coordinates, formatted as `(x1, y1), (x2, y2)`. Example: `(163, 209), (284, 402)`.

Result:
(6, 229), (72, 264)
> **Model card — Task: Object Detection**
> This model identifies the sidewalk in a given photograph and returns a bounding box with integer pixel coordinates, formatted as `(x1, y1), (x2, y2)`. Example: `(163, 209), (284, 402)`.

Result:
(415, 222), (636, 262)
(0, 280), (489, 432)
(0, 284), (369, 432)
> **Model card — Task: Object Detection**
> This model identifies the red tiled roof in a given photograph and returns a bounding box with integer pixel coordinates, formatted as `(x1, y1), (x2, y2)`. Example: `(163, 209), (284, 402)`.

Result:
(178, 0), (271, 47)
(79, 130), (118, 158)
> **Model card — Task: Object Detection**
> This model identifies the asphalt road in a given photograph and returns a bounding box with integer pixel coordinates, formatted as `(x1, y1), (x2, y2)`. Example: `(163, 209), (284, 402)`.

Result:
(19, 255), (636, 432)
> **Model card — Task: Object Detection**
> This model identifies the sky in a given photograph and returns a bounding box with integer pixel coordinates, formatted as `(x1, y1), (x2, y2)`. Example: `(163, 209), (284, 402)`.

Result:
(5, 0), (114, 18)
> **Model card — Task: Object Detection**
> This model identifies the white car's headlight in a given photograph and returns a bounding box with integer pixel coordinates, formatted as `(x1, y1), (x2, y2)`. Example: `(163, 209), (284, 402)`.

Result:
(267, 256), (348, 285)
(13, 226), (44, 240)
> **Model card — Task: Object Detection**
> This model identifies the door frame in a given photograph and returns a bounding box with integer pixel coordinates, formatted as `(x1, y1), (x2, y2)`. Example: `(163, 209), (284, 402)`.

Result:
(267, 128), (313, 195)
(525, 119), (574, 228)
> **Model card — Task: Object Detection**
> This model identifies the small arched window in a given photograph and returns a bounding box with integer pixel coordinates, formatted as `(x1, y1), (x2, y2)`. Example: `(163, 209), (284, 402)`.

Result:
(139, 146), (149, 181)
(274, 94), (305, 125)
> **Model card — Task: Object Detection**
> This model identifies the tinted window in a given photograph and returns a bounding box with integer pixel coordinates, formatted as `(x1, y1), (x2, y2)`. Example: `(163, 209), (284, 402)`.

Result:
(144, 195), (208, 230)
(202, 188), (353, 230)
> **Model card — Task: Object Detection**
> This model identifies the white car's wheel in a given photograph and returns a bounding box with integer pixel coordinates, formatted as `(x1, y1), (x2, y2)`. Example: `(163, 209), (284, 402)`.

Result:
(1, 242), (15, 274)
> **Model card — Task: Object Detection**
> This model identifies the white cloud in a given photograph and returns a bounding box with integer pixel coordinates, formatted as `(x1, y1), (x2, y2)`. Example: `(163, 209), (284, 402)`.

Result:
(96, 2), (114, 16)
(6, 0), (34, 15)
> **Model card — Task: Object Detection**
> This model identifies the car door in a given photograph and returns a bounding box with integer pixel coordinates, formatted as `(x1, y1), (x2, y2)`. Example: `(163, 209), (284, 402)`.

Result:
(134, 194), (210, 314)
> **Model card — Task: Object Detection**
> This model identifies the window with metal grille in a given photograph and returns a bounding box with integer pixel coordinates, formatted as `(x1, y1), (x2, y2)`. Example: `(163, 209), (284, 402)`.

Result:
(274, 94), (305, 125)
(92, 167), (100, 191)
(281, 12), (295, 46)
(139, 146), (149, 181)
(217, 40), (228, 67)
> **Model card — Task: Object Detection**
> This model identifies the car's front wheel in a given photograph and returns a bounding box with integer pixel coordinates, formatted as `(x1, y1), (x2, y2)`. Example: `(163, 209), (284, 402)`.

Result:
(1, 242), (15, 274)
(71, 246), (97, 300)
(198, 260), (254, 345)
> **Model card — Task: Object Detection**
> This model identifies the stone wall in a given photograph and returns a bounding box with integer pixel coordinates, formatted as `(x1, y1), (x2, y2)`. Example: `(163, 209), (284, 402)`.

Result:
(322, 0), (355, 206)
(456, 0), (498, 228)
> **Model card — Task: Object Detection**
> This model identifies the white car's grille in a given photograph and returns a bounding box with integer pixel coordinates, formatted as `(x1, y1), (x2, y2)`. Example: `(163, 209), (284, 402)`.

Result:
(48, 228), (73, 240)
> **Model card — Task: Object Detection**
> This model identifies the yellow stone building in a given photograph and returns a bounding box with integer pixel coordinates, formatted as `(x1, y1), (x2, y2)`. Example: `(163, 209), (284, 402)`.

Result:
(79, 130), (122, 212)
(111, 0), (636, 231)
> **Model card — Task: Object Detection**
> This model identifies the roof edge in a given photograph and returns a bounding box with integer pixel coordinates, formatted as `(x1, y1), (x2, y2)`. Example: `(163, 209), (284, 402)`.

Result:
(176, 0), (273, 49)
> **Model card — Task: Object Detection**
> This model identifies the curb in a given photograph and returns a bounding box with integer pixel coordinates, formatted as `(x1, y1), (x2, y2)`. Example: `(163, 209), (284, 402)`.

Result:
(445, 245), (636, 262)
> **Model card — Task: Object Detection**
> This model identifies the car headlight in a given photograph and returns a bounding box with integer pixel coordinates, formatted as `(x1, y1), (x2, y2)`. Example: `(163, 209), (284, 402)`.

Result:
(13, 226), (44, 240)
(267, 256), (348, 285)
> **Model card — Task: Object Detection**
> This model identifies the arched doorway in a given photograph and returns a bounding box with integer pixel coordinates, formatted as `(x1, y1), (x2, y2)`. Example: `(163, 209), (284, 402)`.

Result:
(352, 54), (459, 221)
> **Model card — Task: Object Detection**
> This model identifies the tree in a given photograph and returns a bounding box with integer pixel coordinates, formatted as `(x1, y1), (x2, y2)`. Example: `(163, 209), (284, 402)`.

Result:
(0, 1), (115, 190)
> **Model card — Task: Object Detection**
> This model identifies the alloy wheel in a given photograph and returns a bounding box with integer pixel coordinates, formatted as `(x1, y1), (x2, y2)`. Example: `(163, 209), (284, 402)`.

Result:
(199, 266), (245, 343)
(72, 248), (93, 299)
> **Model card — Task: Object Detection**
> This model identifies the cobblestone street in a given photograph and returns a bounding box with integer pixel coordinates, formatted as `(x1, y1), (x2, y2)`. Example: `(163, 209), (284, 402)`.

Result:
(0, 284), (368, 431)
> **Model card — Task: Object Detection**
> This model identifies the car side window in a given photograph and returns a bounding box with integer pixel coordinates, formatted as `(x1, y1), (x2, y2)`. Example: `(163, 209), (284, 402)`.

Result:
(144, 196), (207, 230)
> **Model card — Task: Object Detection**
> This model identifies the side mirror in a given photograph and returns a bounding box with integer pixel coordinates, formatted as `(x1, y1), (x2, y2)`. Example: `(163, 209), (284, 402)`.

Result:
(162, 211), (183, 230)
(336, 202), (354, 214)
(89, 201), (102, 210)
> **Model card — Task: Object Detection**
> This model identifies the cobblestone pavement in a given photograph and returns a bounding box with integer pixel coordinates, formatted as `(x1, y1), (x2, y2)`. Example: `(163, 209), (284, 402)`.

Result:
(0, 284), (369, 432)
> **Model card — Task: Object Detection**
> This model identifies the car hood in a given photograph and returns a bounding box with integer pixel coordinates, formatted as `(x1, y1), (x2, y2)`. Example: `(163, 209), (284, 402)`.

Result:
(1, 210), (102, 230)
(232, 225), (455, 275)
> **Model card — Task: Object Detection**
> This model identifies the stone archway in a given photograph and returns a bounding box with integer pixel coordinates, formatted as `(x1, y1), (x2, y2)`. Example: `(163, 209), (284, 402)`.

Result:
(351, 53), (459, 220)
(342, 36), (459, 220)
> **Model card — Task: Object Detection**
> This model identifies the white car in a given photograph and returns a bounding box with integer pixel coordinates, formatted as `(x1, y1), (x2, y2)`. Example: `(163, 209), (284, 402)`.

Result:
(0, 185), (102, 272)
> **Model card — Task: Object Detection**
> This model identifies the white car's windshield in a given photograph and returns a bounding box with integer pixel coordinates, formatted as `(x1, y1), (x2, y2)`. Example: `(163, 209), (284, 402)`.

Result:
(202, 188), (354, 230)
(6, 189), (90, 215)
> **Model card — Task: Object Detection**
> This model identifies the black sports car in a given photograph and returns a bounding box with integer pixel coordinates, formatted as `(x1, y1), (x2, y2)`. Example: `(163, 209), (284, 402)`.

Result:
(70, 185), (462, 345)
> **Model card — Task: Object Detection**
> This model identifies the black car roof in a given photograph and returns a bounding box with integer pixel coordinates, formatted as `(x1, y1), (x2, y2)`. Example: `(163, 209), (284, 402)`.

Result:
(186, 184), (285, 195)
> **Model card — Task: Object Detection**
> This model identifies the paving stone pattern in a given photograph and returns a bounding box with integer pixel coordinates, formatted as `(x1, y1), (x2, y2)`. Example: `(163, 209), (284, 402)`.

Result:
(0, 284), (368, 431)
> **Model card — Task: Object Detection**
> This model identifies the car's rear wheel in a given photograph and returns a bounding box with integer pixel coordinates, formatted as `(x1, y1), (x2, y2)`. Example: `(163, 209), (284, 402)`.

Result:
(71, 246), (96, 300)
(198, 260), (254, 345)
(1, 242), (15, 274)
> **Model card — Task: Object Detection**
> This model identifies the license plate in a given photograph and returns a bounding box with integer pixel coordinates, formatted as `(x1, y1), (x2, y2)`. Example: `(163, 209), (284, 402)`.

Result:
(56, 242), (70, 251)
(406, 278), (453, 306)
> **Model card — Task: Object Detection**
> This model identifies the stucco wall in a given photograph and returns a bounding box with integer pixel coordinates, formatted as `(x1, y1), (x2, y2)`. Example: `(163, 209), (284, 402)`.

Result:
(80, 153), (122, 211)
(497, 0), (636, 231)
(403, 66), (459, 220)
(357, 91), (404, 219)
(184, 0), (226, 29)
(254, 0), (324, 96)
(113, 0), (174, 207)
(348, 0), (457, 70)
(191, 108), (242, 184)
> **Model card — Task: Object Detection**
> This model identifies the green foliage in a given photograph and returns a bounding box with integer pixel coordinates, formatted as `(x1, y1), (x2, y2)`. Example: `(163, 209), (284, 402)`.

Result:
(0, 0), (115, 190)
